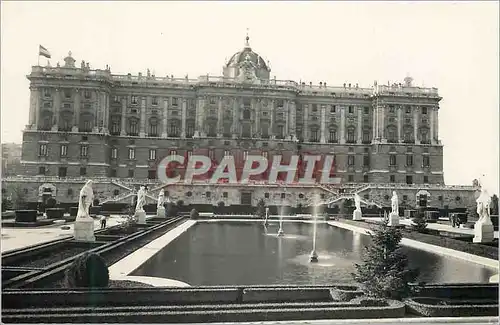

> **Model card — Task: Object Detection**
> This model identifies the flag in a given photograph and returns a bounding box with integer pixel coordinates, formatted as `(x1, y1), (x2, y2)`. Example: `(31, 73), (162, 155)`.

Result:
(39, 45), (51, 58)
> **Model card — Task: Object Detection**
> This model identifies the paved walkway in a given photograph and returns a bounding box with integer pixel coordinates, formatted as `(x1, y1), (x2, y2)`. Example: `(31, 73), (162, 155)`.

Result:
(369, 217), (499, 239)
(1, 215), (129, 253)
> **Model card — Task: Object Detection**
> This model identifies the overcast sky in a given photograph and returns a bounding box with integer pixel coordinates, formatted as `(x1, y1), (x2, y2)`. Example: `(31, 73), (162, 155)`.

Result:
(1, 1), (498, 195)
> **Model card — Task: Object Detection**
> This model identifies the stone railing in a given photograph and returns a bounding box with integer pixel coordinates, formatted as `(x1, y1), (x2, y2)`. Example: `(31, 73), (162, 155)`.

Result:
(375, 84), (439, 97)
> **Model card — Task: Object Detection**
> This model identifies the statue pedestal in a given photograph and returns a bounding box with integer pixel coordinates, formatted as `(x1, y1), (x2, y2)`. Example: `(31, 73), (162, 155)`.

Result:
(136, 210), (147, 225)
(388, 212), (400, 226)
(473, 221), (494, 243)
(352, 210), (362, 221)
(157, 206), (166, 218)
(74, 217), (95, 242)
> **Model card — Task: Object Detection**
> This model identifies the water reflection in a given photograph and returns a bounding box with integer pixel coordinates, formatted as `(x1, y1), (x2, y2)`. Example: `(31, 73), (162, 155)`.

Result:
(132, 222), (497, 286)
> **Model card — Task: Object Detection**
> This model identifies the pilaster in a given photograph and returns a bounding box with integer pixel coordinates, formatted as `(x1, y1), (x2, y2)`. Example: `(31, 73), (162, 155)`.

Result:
(413, 106), (419, 144)
(397, 105), (402, 142)
(356, 106), (362, 144)
(217, 97), (223, 137)
(340, 106), (346, 144)
(162, 98), (168, 137)
(181, 99), (187, 137)
(320, 104), (326, 143)
(120, 97), (127, 136)
(140, 96), (146, 137)
(52, 88), (60, 131)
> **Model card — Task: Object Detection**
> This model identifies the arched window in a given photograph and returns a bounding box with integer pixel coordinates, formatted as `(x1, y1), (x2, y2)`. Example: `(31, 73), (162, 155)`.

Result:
(168, 120), (180, 137)
(186, 120), (195, 138)
(310, 128), (319, 142)
(329, 129), (337, 143)
(129, 119), (138, 136)
(110, 118), (120, 135)
(346, 128), (355, 143)
(149, 118), (158, 137)
(420, 129), (429, 143)
(362, 130), (371, 143)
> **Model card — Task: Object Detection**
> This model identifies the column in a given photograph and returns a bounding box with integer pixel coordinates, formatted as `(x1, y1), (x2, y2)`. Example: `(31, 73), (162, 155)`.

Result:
(217, 97), (223, 137)
(269, 99), (275, 139)
(429, 106), (435, 143)
(378, 105), (385, 141)
(434, 107), (439, 142)
(356, 106), (362, 144)
(181, 99), (187, 137)
(397, 105), (402, 142)
(413, 106), (419, 144)
(139, 97), (146, 137)
(28, 87), (38, 128)
(303, 104), (309, 141)
(72, 89), (80, 132)
(289, 100), (296, 137)
(34, 87), (41, 130)
(372, 104), (377, 141)
(232, 97), (239, 138)
(120, 97), (127, 136)
(284, 100), (289, 139)
(320, 104), (326, 143)
(196, 97), (205, 137)
(52, 88), (61, 131)
(161, 98), (168, 137)
(102, 92), (109, 132)
(340, 106), (346, 144)
(254, 98), (260, 137)
(93, 90), (100, 133)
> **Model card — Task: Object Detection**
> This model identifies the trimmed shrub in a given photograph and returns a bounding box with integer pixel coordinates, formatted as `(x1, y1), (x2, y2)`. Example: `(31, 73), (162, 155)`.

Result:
(412, 208), (428, 233)
(190, 208), (199, 219)
(64, 252), (109, 288)
(15, 210), (37, 223)
(46, 197), (57, 209)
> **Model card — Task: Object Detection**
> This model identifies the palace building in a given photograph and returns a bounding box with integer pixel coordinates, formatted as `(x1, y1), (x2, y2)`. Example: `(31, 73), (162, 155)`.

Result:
(1, 36), (479, 211)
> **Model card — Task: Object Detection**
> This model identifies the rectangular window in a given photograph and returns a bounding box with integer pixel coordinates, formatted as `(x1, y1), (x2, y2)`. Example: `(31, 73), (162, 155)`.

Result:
(111, 148), (118, 159)
(64, 89), (72, 99)
(44, 89), (51, 98)
(422, 107), (428, 115)
(363, 174), (369, 183)
(311, 130), (319, 142)
(172, 97), (178, 106)
(80, 167), (87, 176)
(423, 156), (430, 167)
(128, 169), (134, 178)
(390, 175), (396, 183)
(348, 175), (354, 182)
(80, 145), (88, 157)
(148, 170), (157, 179)
(110, 169), (117, 177)
(128, 148), (135, 160)
(406, 155), (414, 166)
(364, 107), (369, 114)
(405, 106), (411, 114)
(150, 124), (158, 137)
(38, 166), (46, 175)
(281, 193), (286, 199)
(224, 150), (230, 157)
(363, 155), (370, 167)
(208, 150), (214, 160)
(170, 150), (177, 156)
(149, 149), (156, 160)
(39, 144), (47, 156)
(348, 106), (354, 114)
(152, 97), (158, 105)
(113, 95), (120, 103)
(390, 154), (396, 166)
(330, 105), (336, 113)
(329, 130), (337, 143)
(83, 120), (92, 132)
(60, 145), (67, 157)
(84, 90), (91, 99)
(347, 130), (355, 143)
(131, 95), (138, 104)
(243, 151), (248, 160)
(277, 125), (284, 139)
(262, 151), (268, 159)
(58, 167), (67, 177)
(347, 155), (355, 166)
(406, 175), (413, 184)
(423, 175), (429, 183)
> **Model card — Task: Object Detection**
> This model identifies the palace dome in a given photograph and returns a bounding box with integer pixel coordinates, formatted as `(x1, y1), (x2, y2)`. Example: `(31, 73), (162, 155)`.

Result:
(225, 36), (270, 71)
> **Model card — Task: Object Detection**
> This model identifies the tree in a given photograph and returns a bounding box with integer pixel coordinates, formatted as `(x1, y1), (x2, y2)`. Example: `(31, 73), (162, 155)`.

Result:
(256, 199), (266, 218)
(64, 252), (109, 288)
(352, 219), (419, 300)
(11, 185), (27, 210)
(491, 194), (499, 216)
(412, 207), (428, 233)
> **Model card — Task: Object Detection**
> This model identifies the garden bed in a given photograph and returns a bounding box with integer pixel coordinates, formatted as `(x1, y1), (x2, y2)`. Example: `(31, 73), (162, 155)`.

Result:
(1, 219), (55, 228)
(339, 220), (499, 260)
(14, 244), (100, 269)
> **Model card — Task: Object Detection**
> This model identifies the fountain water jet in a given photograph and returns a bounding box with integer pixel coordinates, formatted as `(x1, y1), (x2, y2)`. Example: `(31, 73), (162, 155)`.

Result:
(277, 214), (284, 236)
(309, 194), (319, 263)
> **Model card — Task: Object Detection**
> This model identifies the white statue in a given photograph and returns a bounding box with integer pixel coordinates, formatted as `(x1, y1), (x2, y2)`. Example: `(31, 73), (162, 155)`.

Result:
(354, 193), (361, 211)
(476, 188), (492, 224)
(391, 191), (399, 215)
(77, 180), (94, 218)
(157, 189), (165, 209)
(135, 186), (146, 213)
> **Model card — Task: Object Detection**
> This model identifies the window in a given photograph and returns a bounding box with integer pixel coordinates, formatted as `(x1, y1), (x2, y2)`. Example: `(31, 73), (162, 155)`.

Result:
(67, 188), (73, 196)
(405, 106), (411, 114)
(422, 107), (428, 115)
(310, 129), (319, 142)
(186, 191), (192, 197)
(38, 166), (46, 175)
(206, 192), (211, 198)
(84, 90), (91, 99)
(264, 193), (270, 199)
(243, 109), (251, 119)
(113, 189), (120, 196)
(111, 148), (118, 159)
(186, 121), (195, 138)
(388, 129), (397, 142)
(131, 95), (138, 104)
(347, 129), (355, 143)
(43, 102), (52, 108)
(277, 99), (284, 108)
(224, 150), (230, 157)
(148, 170), (157, 179)
(407, 147), (413, 153)
(348, 175), (354, 182)
(44, 89), (51, 97)
(281, 193), (286, 199)
(110, 169), (117, 177)
(111, 122), (120, 135)
(113, 96), (120, 103)
(348, 106), (354, 114)
(406, 175), (413, 184)
(277, 125), (284, 139)
(389, 154), (396, 166)
(39, 144), (47, 156)
(79, 145), (88, 157)
(243, 151), (248, 160)
(150, 123), (158, 137)
(152, 97), (158, 105)
(363, 174), (369, 183)
(330, 105), (336, 113)
(82, 120), (92, 132)
(172, 97), (178, 106)
(406, 155), (414, 166)
(423, 156), (430, 167)
(58, 167), (67, 177)
(423, 176), (429, 183)
(208, 150), (215, 160)
(362, 131), (370, 143)
(404, 131), (413, 143)
(421, 131), (429, 143)
(223, 192), (228, 198)
(390, 175), (396, 183)
(389, 105), (395, 113)
(347, 155), (355, 166)
(168, 122), (180, 137)
(128, 148), (135, 160)
(187, 150), (192, 158)
(311, 104), (317, 112)
(60, 145), (67, 157)
(363, 155), (370, 167)
(329, 129), (337, 143)
(128, 169), (134, 178)
(170, 150), (177, 156)
(209, 97), (216, 105)
(64, 89), (72, 99)
(129, 119), (138, 136)
(148, 149), (157, 161)
(80, 167), (87, 176)
(262, 151), (268, 159)
(364, 107), (369, 114)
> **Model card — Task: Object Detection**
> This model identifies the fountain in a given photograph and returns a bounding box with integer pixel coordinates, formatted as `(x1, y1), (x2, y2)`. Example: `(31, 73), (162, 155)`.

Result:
(277, 214), (284, 236)
(263, 207), (269, 226)
(309, 194), (319, 263)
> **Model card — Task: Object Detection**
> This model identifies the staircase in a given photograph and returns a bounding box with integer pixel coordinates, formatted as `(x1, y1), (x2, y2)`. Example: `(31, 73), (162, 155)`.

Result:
(349, 184), (372, 194)
(101, 192), (135, 204)
(110, 180), (133, 192)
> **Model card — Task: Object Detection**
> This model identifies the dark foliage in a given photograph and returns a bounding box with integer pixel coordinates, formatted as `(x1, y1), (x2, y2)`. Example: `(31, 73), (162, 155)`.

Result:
(412, 207), (428, 233)
(46, 197), (57, 209)
(353, 219), (419, 300)
(491, 195), (499, 216)
(64, 252), (109, 288)
(256, 199), (266, 218)
(190, 208), (199, 219)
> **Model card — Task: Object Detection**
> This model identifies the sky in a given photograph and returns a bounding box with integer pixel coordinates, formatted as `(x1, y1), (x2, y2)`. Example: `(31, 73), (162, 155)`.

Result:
(1, 1), (498, 195)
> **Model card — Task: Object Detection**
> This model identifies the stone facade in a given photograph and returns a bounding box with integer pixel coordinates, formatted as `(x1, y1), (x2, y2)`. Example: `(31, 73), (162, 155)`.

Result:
(3, 35), (478, 208)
